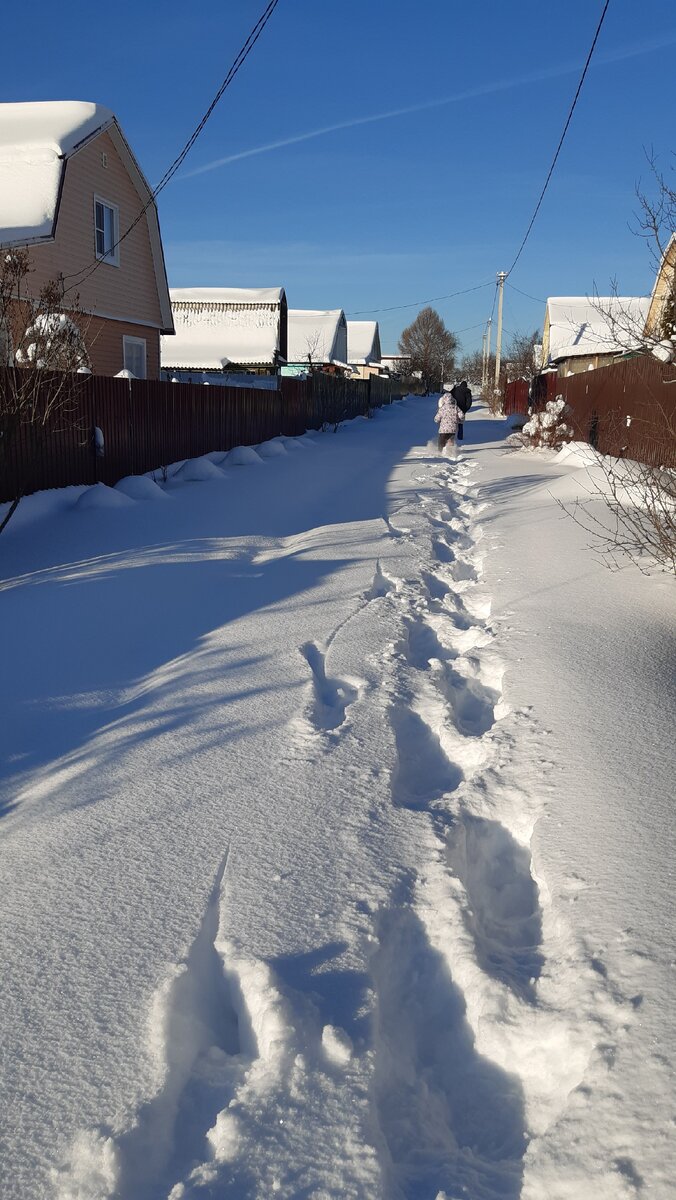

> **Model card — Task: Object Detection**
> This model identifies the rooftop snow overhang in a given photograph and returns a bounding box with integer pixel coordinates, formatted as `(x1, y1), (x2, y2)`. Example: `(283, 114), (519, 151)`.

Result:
(0, 102), (114, 248)
(0, 102), (174, 334)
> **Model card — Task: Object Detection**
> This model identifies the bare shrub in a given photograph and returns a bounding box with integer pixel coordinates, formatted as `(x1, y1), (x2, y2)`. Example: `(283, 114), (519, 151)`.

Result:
(558, 402), (676, 573)
(0, 249), (90, 532)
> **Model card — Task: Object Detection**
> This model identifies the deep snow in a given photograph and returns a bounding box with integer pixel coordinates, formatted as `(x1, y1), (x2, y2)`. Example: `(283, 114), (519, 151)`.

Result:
(0, 400), (674, 1200)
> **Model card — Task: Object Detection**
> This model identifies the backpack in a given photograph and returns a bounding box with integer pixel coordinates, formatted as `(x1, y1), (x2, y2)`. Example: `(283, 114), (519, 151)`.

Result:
(452, 383), (472, 414)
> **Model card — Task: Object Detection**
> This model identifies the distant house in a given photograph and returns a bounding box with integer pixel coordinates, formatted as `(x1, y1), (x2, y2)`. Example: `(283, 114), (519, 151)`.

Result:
(0, 100), (174, 378)
(282, 309), (348, 375)
(644, 234), (676, 343)
(347, 320), (383, 379)
(380, 354), (411, 377)
(161, 287), (287, 383)
(542, 296), (650, 376)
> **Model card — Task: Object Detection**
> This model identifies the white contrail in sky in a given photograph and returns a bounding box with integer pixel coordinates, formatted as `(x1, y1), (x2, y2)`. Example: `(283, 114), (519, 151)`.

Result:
(179, 33), (676, 182)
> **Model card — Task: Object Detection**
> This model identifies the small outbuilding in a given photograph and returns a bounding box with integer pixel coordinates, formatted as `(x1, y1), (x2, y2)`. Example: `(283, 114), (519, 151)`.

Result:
(347, 320), (383, 379)
(162, 287), (287, 383)
(283, 309), (348, 375)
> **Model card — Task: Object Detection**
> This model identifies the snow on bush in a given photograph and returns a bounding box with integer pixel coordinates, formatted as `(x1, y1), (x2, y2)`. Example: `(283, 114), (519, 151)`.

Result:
(522, 396), (572, 449)
(75, 483), (136, 511)
(174, 456), (225, 482)
(256, 439), (288, 458)
(225, 446), (264, 466)
(15, 311), (89, 371)
(114, 475), (169, 501)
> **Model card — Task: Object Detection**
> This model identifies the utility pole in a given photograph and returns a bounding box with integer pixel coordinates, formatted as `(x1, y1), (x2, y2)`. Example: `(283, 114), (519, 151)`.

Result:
(483, 318), (492, 392)
(481, 329), (487, 390)
(494, 271), (507, 393)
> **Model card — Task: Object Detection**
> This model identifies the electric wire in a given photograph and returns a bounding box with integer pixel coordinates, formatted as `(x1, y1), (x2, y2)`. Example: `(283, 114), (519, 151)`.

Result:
(505, 0), (612, 277)
(346, 1), (611, 327)
(347, 280), (493, 316)
(61, 0), (281, 295)
(506, 282), (546, 304)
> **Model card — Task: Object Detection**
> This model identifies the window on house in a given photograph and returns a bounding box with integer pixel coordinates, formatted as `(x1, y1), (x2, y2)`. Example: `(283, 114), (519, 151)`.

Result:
(94, 197), (119, 265)
(123, 336), (147, 379)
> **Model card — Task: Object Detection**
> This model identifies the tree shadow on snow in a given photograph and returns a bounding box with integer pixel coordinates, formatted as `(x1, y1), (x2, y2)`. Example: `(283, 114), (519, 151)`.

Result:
(0, 418), (430, 803)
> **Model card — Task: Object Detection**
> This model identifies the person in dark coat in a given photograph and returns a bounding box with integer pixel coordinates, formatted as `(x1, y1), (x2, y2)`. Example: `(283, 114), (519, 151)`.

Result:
(450, 380), (472, 440)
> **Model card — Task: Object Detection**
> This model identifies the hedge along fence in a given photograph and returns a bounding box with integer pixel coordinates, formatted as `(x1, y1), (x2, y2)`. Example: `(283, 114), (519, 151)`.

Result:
(0, 370), (403, 503)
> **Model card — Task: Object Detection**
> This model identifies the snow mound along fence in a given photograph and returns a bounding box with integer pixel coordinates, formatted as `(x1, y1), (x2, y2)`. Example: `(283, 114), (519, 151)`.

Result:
(0, 369), (403, 504)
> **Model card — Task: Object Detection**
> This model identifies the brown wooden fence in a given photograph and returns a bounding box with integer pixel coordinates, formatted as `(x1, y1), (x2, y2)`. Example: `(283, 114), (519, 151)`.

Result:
(554, 356), (676, 467)
(504, 356), (676, 466)
(0, 371), (403, 503)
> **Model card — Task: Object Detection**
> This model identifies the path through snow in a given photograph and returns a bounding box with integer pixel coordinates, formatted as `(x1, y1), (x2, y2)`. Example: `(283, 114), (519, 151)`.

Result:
(0, 401), (674, 1199)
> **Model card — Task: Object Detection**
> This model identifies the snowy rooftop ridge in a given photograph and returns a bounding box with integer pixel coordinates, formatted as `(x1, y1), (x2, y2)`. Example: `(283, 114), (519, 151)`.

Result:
(170, 287), (286, 306)
(0, 101), (113, 156)
(163, 287), (287, 368)
(347, 321), (381, 365)
(0, 102), (114, 246)
(287, 309), (348, 364)
(545, 296), (651, 362)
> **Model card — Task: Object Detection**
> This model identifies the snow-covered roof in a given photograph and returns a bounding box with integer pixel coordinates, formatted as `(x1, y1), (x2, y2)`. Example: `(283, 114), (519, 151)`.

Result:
(169, 287), (285, 306)
(163, 289), (287, 368)
(0, 100), (173, 333)
(347, 320), (381, 365)
(287, 309), (348, 364)
(0, 102), (114, 245)
(545, 297), (651, 362)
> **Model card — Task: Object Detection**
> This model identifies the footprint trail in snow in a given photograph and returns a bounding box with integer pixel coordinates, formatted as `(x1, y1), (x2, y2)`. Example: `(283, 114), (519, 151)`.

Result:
(52, 439), (639, 1200)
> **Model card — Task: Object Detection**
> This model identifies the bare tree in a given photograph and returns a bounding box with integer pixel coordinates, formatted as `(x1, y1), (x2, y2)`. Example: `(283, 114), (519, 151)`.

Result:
(557, 400), (675, 573)
(458, 348), (488, 388)
(505, 329), (541, 382)
(590, 152), (676, 359)
(398, 307), (458, 394)
(304, 328), (325, 370)
(0, 249), (90, 533)
(634, 149), (676, 272)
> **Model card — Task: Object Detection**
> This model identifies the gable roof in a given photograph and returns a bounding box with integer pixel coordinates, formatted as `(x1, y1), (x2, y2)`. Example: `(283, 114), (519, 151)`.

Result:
(170, 286), (285, 306)
(287, 309), (347, 364)
(347, 320), (381, 364)
(0, 100), (173, 333)
(545, 296), (651, 362)
(163, 287), (287, 368)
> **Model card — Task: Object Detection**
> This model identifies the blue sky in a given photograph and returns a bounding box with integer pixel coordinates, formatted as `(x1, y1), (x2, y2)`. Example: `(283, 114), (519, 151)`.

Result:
(3, 0), (676, 354)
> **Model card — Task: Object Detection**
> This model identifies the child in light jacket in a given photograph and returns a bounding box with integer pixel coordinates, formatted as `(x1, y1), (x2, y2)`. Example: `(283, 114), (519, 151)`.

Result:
(434, 390), (460, 452)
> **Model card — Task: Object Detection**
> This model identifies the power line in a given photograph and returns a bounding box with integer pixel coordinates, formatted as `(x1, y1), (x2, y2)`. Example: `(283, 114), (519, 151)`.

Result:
(506, 282), (546, 304)
(342, 2), (611, 323)
(506, 0), (612, 277)
(62, 0), (281, 295)
(489, 282), (499, 322)
(347, 280), (493, 316)
(455, 320), (490, 335)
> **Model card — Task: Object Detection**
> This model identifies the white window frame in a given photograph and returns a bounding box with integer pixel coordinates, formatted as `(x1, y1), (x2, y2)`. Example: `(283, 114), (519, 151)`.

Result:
(94, 195), (120, 266)
(122, 335), (147, 379)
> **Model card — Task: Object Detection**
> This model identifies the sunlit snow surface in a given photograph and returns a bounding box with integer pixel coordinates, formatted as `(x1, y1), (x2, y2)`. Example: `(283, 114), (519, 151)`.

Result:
(0, 401), (674, 1200)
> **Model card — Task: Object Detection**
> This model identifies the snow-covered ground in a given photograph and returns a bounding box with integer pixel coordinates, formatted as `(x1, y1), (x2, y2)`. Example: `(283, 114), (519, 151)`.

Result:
(0, 400), (674, 1200)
